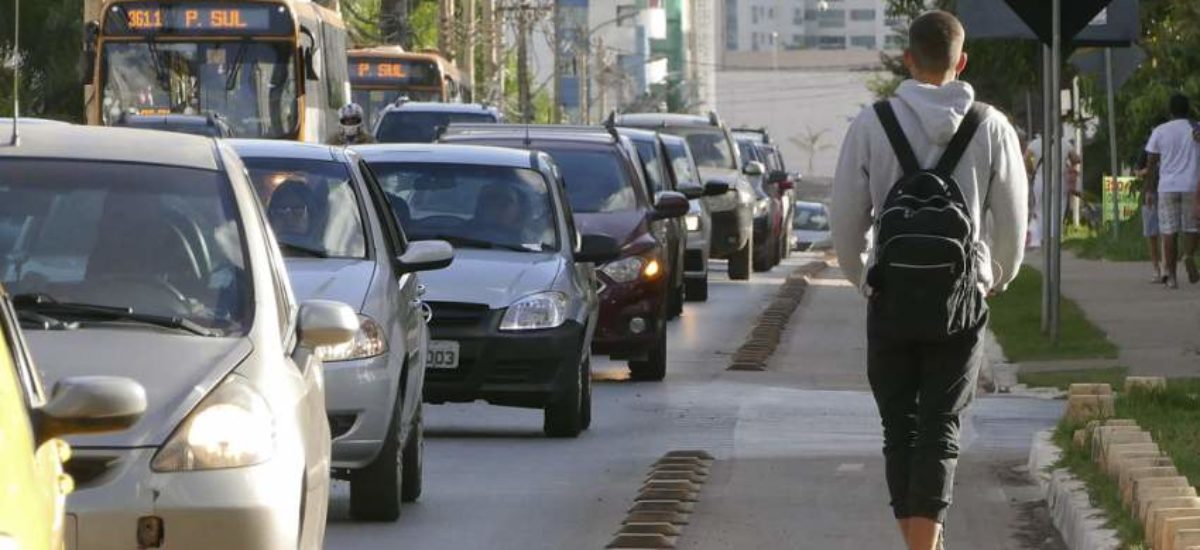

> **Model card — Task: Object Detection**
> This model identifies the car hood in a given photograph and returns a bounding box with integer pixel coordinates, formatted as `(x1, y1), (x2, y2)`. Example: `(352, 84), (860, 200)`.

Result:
(285, 258), (375, 312)
(420, 248), (563, 308)
(575, 211), (649, 249)
(24, 330), (252, 448)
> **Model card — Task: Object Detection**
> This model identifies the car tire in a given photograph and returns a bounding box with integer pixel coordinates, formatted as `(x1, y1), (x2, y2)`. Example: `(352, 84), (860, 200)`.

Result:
(628, 322), (667, 381)
(685, 275), (708, 302)
(349, 395), (404, 522)
(667, 280), (684, 319)
(580, 357), (593, 431)
(753, 238), (772, 272)
(400, 403), (423, 503)
(729, 234), (752, 281)
(544, 355), (584, 438)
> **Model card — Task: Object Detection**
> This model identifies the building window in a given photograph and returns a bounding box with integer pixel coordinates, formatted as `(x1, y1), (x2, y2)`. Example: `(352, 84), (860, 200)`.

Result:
(793, 8), (804, 24)
(819, 9), (845, 28)
(884, 34), (906, 49)
(752, 6), (759, 24)
(792, 34), (805, 48)
(850, 35), (876, 49)
(818, 35), (846, 49)
(850, 9), (875, 21)
(884, 15), (904, 28)
(768, 7), (774, 18)
(725, 0), (739, 50)
(617, 5), (638, 26)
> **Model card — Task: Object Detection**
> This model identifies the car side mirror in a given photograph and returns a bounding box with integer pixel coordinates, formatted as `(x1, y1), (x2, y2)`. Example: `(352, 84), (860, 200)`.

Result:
(703, 180), (731, 196)
(298, 300), (359, 349)
(35, 376), (147, 445)
(396, 240), (455, 274)
(742, 161), (766, 177)
(678, 184), (704, 200)
(652, 191), (690, 220)
(576, 233), (621, 264)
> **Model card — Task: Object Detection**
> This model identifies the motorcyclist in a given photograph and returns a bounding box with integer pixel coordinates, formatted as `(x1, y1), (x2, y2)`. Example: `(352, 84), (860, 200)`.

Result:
(329, 103), (376, 145)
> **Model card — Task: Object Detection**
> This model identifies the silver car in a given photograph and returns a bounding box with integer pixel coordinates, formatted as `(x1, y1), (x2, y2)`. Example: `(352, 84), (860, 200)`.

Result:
(230, 140), (453, 521)
(355, 144), (620, 438)
(0, 124), (360, 549)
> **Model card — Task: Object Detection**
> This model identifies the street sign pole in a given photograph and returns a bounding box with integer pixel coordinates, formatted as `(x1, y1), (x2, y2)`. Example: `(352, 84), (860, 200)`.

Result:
(1041, 45), (1053, 334)
(1049, 0), (1063, 344)
(1105, 47), (1120, 238)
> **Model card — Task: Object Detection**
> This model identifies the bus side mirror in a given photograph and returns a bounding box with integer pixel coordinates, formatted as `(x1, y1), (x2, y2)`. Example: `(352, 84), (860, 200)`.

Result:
(82, 21), (100, 86)
(300, 27), (320, 81)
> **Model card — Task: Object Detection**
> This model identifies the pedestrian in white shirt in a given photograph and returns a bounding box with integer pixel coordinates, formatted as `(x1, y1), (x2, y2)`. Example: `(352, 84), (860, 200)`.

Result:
(1144, 94), (1200, 288)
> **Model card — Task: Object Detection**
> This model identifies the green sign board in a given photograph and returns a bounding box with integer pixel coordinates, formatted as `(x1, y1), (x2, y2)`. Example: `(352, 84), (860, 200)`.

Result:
(1103, 175), (1139, 223)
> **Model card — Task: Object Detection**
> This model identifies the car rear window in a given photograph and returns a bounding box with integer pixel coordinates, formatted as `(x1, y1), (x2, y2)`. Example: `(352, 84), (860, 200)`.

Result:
(376, 111), (498, 143)
(535, 146), (639, 214)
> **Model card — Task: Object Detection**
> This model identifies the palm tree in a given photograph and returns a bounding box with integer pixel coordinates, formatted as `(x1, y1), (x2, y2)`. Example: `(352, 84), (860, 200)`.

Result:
(790, 127), (833, 175)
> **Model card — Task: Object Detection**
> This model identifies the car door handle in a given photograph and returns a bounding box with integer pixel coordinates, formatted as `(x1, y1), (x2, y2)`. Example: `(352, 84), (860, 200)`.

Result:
(417, 284), (427, 298)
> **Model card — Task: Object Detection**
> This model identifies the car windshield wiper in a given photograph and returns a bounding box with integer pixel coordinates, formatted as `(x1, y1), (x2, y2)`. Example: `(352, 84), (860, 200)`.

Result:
(12, 293), (217, 337)
(280, 242), (330, 258)
(16, 309), (77, 331)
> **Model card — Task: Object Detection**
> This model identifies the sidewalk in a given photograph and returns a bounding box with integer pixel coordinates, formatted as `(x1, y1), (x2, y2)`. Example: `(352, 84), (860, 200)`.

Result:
(1026, 249), (1200, 378)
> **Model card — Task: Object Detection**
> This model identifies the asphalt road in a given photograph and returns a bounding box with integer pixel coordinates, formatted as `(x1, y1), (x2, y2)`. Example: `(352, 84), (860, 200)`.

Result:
(324, 255), (1067, 549)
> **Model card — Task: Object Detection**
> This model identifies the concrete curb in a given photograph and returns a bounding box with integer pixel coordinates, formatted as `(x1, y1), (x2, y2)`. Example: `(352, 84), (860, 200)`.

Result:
(1028, 430), (1122, 550)
(727, 260), (828, 371)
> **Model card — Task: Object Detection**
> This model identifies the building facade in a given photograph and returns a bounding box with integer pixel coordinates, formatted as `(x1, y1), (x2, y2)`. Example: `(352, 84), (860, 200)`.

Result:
(722, 0), (902, 53)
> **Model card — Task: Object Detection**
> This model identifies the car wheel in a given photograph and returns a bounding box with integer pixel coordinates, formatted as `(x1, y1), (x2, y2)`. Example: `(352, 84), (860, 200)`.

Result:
(544, 355), (584, 438)
(753, 239), (772, 272)
(400, 403), (423, 503)
(728, 233), (752, 281)
(580, 356), (593, 431)
(685, 274), (708, 302)
(628, 322), (667, 381)
(667, 280), (684, 319)
(349, 395), (404, 521)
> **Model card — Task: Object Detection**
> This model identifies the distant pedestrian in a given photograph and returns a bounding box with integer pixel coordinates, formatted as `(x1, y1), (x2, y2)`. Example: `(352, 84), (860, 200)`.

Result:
(1024, 121), (1080, 245)
(830, 10), (1027, 550)
(1144, 94), (1200, 288)
(1134, 120), (1166, 283)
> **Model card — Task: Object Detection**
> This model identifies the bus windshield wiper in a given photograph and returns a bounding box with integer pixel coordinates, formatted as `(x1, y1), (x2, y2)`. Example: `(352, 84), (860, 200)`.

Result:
(280, 242), (330, 258)
(226, 41), (251, 91)
(12, 293), (217, 337)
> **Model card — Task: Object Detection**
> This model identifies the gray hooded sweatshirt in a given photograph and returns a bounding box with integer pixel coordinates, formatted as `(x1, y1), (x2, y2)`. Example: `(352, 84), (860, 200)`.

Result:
(830, 79), (1028, 296)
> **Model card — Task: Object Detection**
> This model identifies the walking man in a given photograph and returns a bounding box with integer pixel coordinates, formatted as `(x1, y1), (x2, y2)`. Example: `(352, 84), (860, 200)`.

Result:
(830, 11), (1027, 550)
(1144, 94), (1200, 288)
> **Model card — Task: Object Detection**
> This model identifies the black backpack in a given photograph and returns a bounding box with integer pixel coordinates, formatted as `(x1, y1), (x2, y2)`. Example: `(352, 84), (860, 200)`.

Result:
(866, 100), (988, 342)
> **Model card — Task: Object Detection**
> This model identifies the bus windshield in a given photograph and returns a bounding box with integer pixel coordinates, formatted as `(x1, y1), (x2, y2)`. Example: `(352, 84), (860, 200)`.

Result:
(352, 90), (441, 125)
(101, 41), (298, 139)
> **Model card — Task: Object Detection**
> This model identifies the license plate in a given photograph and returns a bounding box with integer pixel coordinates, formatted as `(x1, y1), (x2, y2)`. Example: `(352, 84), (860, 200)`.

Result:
(427, 340), (460, 369)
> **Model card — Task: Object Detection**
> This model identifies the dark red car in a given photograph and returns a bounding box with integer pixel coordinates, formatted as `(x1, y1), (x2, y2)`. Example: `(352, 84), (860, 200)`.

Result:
(441, 123), (689, 381)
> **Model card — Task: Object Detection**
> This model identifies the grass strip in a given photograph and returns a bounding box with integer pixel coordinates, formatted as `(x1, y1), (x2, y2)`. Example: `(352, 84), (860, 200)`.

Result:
(1017, 367), (1129, 392)
(989, 269), (1118, 362)
(1051, 420), (1147, 548)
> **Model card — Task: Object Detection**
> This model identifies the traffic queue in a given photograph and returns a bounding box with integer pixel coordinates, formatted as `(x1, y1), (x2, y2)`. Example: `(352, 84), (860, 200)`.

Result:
(0, 3), (800, 547)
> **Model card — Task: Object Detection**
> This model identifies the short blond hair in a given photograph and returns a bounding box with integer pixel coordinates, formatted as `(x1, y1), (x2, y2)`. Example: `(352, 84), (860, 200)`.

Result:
(908, 10), (965, 73)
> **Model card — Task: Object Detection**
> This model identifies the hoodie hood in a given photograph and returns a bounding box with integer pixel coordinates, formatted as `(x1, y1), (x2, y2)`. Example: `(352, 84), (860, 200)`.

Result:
(895, 79), (976, 146)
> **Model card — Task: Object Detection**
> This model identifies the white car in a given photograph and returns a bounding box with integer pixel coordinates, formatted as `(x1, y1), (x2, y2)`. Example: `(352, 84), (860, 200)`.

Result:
(792, 201), (832, 251)
(0, 123), (360, 549)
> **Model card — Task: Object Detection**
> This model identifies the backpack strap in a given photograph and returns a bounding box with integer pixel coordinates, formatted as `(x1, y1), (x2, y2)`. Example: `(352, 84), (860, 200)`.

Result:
(873, 101), (920, 176)
(935, 103), (988, 176)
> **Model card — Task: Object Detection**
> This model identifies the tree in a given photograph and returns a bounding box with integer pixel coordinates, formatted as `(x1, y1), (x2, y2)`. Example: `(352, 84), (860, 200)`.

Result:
(0, 0), (85, 121)
(790, 127), (834, 175)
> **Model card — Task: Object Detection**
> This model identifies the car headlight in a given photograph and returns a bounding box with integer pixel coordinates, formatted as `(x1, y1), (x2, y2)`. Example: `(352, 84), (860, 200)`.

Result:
(151, 375), (274, 471)
(600, 255), (662, 283)
(316, 315), (387, 362)
(685, 214), (701, 232)
(753, 199), (770, 217)
(500, 291), (568, 331)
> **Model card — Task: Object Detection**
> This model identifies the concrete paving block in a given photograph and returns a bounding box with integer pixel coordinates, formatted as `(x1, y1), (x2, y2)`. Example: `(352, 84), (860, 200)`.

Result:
(645, 471), (707, 483)
(1139, 487), (1198, 523)
(1095, 429), (1152, 467)
(1046, 468), (1121, 550)
(606, 533), (676, 548)
(642, 480), (703, 492)
(1109, 451), (1168, 478)
(654, 457), (707, 467)
(1158, 514), (1200, 550)
(623, 511), (689, 525)
(1124, 467), (1182, 506)
(1069, 383), (1113, 396)
(662, 450), (714, 460)
(628, 501), (693, 514)
(1105, 443), (1163, 475)
(1176, 529), (1200, 550)
(1066, 394), (1115, 423)
(618, 523), (683, 537)
(1143, 499), (1200, 533)
(637, 489), (699, 502)
(1105, 418), (1138, 427)
(1118, 460), (1178, 503)
(1124, 376), (1167, 393)
(1127, 474), (1190, 508)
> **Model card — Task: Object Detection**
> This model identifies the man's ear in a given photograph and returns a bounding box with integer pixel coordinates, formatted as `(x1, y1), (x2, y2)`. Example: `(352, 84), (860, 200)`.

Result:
(955, 51), (969, 76)
(902, 49), (916, 73)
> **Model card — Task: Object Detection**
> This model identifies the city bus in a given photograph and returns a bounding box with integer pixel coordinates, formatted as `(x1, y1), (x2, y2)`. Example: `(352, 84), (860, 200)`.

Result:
(348, 46), (469, 123)
(84, 0), (351, 143)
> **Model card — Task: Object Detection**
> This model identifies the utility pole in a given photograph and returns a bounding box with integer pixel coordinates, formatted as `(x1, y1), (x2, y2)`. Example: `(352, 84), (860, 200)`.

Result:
(464, 0), (477, 100)
(438, 0), (455, 58)
(517, 6), (532, 122)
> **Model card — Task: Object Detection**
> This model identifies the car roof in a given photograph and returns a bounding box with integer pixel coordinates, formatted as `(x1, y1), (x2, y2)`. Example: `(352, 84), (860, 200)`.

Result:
(0, 117), (70, 126)
(353, 143), (537, 169)
(616, 126), (661, 143)
(227, 139), (340, 162)
(615, 113), (715, 127)
(442, 124), (617, 145)
(383, 102), (499, 115)
(0, 123), (219, 170)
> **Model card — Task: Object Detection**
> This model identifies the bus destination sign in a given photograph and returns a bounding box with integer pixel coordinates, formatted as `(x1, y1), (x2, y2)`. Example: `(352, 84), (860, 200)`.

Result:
(105, 2), (293, 36)
(350, 59), (441, 87)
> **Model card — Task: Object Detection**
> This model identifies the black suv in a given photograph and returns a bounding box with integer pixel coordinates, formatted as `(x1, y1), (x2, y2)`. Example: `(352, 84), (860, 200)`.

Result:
(374, 101), (502, 143)
(614, 112), (757, 280)
(441, 123), (689, 381)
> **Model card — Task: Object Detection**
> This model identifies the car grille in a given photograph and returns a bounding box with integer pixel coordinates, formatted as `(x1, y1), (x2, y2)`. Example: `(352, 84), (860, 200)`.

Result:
(64, 454), (120, 489)
(426, 302), (491, 329)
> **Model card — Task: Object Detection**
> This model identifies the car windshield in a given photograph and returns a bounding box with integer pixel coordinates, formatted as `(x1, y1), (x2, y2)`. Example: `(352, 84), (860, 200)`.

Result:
(631, 138), (668, 195)
(0, 160), (251, 335)
(376, 111), (498, 143)
(101, 42), (298, 139)
(663, 140), (700, 187)
(663, 127), (736, 170)
(536, 146), (639, 213)
(369, 162), (559, 252)
(241, 158), (368, 259)
(795, 205), (830, 230)
(351, 90), (442, 128)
